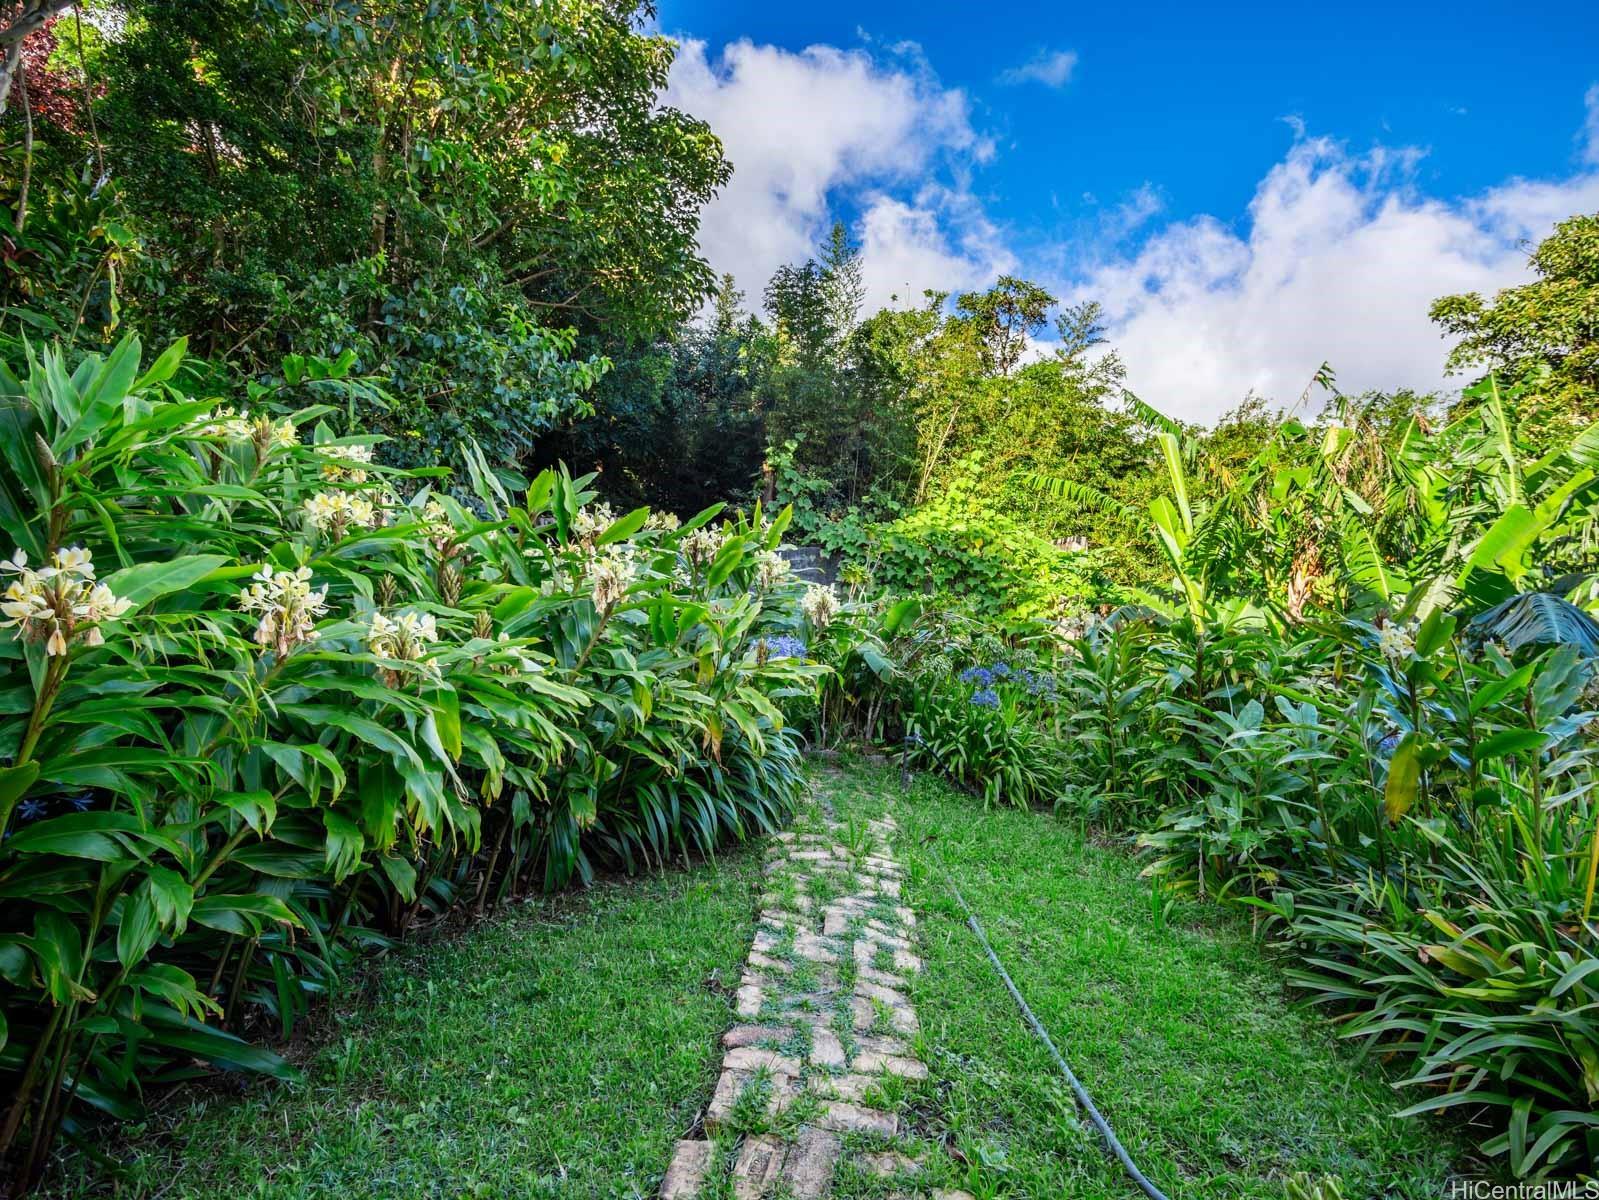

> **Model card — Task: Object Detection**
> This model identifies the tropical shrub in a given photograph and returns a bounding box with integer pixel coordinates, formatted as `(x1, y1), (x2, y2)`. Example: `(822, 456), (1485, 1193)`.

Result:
(903, 663), (1066, 809)
(830, 375), (1599, 1176)
(1086, 610), (1599, 1177)
(868, 465), (1100, 621)
(0, 334), (818, 1189)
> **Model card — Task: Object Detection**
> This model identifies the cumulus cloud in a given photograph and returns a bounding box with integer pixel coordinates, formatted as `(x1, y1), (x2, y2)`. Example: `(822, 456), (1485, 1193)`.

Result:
(665, 38), (1004, 310)
(997, 48), (1078, 89)
(1074, 123), (1599, 424)
(856, 186), (1018, 304)
(667, 33), (1599, 425)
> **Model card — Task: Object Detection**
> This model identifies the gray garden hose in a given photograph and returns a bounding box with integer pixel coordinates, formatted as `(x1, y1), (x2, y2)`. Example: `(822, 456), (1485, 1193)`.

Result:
(944, 878), (1174, 1200)
(900, 736), (1174, 1200)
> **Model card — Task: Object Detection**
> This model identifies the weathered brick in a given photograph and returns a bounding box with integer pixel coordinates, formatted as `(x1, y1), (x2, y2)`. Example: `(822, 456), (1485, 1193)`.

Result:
(661, 1139), (713, 1199)
(722, 1023), (792, 1049)
(723, 1046), (803, 1076)
(732, 1134), (784, 1199)
(853, 1048), (928, 1079)
(860, 1149), (922, 1177)
(809, 1026), (846, 1069)
(817, 1100), (898, 1137)
(779, 1126), (840, 1199)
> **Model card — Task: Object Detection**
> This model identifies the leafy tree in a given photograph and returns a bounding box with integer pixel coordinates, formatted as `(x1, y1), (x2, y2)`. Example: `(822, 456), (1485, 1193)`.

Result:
(953, 274), (1055, 376)
(1431, 211), (1599, 448)
(534, 273), (773, 513)
(3, 0), (731, 469)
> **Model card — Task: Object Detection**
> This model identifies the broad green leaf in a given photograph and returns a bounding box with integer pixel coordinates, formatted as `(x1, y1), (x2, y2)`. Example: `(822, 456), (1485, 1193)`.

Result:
(595, 505), (649, 547)
(1473, 729), (1547, 761)
(1384, 735), (1421, 822)
(103, 554), (232, 611)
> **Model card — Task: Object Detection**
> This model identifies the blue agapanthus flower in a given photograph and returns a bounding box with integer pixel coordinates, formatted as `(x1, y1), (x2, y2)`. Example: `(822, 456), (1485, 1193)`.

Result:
(991, 662), (1011, 678)
(67, 793), (93, 812)
(1020, 669), (1058, 697)
(18, 797), (47, 822)
(959, 666), (993, 687)
(762, 635), (808, 660)
(970, 688), (1000, 709)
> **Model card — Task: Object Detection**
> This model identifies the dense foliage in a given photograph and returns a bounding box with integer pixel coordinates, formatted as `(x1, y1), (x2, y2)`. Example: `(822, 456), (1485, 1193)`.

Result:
(0, 334), (821, 1190)
(6, 0), (1599, 1186)
(2, 0), (728, 469)
(817, 357), (1599, 1177)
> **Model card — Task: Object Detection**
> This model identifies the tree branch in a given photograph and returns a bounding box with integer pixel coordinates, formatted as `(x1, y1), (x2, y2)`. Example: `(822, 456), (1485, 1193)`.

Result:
(0, 0), (71, 115)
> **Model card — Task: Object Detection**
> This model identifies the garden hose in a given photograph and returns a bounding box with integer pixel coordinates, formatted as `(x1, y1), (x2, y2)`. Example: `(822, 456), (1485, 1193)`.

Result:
(899, 737), (1175, 1200)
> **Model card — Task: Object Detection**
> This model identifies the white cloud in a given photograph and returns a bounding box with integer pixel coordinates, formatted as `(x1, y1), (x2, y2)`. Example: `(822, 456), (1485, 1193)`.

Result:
(998, 49), (1078, 89)
(667, 34), (1599, 425)
(664, 38), (1002, 311)
(856, 186), (1017, 304)
(1074, 125), (1599, 424)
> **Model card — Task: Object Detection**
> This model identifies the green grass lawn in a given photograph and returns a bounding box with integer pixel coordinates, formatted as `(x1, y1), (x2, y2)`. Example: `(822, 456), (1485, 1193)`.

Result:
(47, 762), (1472, 1200)
(47, 849), (761, 1199)
(822, 759), (1469, 1200)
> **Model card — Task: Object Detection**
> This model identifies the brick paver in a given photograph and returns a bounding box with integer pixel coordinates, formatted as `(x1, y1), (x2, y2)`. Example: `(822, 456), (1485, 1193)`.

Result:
(661, 790), (971, 1199)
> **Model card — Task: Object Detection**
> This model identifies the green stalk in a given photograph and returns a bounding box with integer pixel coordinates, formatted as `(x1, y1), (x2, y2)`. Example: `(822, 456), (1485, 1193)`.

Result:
(1523, 690), (1546, 882)
(0, 655), (71, 843)
(1581, 800), (1599, 932)
(0, 1006), (67, 1161)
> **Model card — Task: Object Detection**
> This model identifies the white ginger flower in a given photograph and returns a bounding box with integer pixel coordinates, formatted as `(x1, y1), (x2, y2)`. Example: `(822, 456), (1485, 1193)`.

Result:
(1376, 621), (1416, 663)
(319, 443), (374, 483)
(801, 584), (839, 631)
(193, 409), (298, 453)
(754, 550), (790, 590)
(420, 499), (458, 555)
(645, 511), (680, 533)
(367, 609), (441, 686)
(0, 547), (131, 656)
(681, 525), (723, 569)
(570, 502), (614, 549)
(588, 550), (635, 611)
(194, 407), (252, 440)
(304, 491), (378, 539)
(236, 565), (328, 656)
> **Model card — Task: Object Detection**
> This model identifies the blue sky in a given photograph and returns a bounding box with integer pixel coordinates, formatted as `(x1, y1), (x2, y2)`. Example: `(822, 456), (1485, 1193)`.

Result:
(656, 1), (1599, 421)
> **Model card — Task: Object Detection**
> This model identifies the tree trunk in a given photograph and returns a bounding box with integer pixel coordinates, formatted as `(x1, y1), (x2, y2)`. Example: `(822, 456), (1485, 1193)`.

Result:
(0, 0), (71, 116)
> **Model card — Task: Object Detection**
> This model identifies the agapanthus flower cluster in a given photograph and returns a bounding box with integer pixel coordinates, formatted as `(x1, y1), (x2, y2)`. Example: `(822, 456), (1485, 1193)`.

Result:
(801, 583), (839, 630)
(1376, 621), (1416, 664)
(970, 688), (1000, 709)
(959, 665), (994, 687)
(304, 491), (378, 539)
(319, 443), (374, 483)
(588, 549), (636, 611)
(367, 610), (440, 686)
(0, 547), (132, 656)
(236, 565), (328, 656)
(759, 634), (808, 662)
(1018, 667), (1058, 699)
(754, 551), (791, 591)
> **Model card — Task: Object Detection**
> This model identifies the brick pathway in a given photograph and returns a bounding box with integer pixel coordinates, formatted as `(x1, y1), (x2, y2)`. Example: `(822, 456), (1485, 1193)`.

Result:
(660, 796), (972, 1199)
